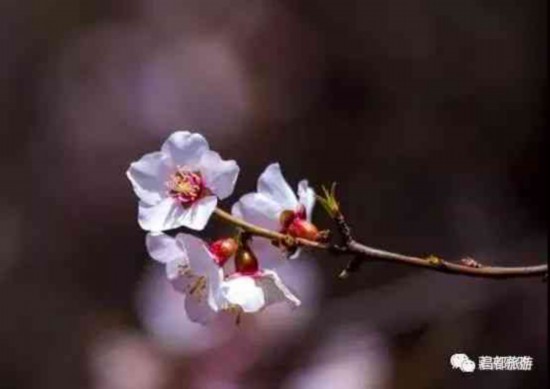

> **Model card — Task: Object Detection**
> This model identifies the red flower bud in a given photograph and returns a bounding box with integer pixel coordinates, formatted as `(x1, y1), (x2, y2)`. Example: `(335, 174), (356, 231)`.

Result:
(209, 238), (238, 266)
(287, 218), (320, 241)
(235, 247), (259, 275)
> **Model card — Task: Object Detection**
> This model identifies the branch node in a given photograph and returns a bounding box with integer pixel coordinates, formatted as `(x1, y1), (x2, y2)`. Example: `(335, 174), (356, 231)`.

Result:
(317, 229), (331, 242)
(214, 206), (548, 280)
(426, 255), (444, 267)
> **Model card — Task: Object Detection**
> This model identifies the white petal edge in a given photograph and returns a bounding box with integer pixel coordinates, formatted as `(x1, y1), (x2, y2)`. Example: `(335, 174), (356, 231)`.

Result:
(248, 237), (286, 270)
(184, 294), (216, 324)
(288, 247), (303, 260)
(138, 195), (217, 232)
(231, 193), (282, 231)
(160, 131), (209, 168)
(145, 232), (183, 264)
(208, 268), (225, 312)
(297, 180), (316, 221)
(176, 233), (218, 276)
(220, 276), (266, 313)
(165, 253), (223, 315)
(198, 150), (239, 200)
(138, 197), (179, 232)
(177, 195), (218, 231)
(166, 257), (193, 291)
(126, 151), (172, 206)
(256, 270), (301, 308)
(257, 163), (298, 211)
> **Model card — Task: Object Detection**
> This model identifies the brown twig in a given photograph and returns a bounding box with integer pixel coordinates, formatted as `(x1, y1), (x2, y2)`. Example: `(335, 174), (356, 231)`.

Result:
(213, 208), (548, 280)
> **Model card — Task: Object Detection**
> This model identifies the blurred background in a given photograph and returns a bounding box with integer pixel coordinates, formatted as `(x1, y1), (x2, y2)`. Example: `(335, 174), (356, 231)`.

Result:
(0, 0), (547, 388)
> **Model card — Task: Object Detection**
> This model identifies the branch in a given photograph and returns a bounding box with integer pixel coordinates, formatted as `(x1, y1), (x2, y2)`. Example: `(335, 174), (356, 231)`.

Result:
(213, 208), (548, 280)
(213, 208), (329, 250)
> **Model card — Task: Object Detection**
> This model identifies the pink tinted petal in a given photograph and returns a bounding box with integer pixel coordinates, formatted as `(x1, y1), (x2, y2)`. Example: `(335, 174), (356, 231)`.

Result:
(256, 270), (301, 308)
(184, 294), (216, 324)
(139, 195), (217, 232)
(145, 232), (183, 264)
(232, 193), (282, 231)
(126, 151), (171, 206)
(248, 238), (286, 270)
(297, 180), (316, 220)
(165, 257), (193, 291)
(138, 198), (180, 232)
(160, 131), (209, 168)
(176, 233), (218, 276)
(257, 163), (298, 210)
(221, 257), (236, 277)
(177, 195), (218, 231)
(198, 150), (239, 200)
(166, 255), (222, 315)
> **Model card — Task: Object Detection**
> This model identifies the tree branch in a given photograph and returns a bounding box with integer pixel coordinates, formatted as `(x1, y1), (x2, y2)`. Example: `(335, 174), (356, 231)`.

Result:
(213, 208), (548, 280)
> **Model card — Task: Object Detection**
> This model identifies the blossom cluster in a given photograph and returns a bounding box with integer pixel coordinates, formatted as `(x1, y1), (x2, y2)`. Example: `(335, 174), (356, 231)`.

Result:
(127, 131), (321, 324)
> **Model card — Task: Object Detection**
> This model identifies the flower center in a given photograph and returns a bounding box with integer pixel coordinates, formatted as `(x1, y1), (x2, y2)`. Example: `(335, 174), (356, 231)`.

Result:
(166, 167), (203, 205)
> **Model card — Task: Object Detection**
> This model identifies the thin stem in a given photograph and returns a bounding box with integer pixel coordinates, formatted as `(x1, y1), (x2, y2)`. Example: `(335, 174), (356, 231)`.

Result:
(213, 208), (329, 250)
(347, 241), (547, 279)
(213, 207), (547, 280)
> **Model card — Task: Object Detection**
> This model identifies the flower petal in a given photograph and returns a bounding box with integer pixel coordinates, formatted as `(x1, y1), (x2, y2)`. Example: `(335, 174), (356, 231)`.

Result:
(176, 233), (218, 276)
(126, 152), (171, 206)
(198, 150), (239, 200)
(177, 195), (218, 231)
(220, 276), (265, 313)
(207, 268), (225, 312)
(248, 238), (286, 270)
(289, 248), (303, 260)
(165, 256), (193, 290)
(257, 163), (298, 211)
(298, 180), (316, 220)
(138, 197), (180, 232)
(232, 193), (282, 231)
(184, 294), (216, 325)
(145, 232), (183, 264)
(255, 270), (301, 308)
(160, 131), (209, 168)
(164, 247), (222, 315)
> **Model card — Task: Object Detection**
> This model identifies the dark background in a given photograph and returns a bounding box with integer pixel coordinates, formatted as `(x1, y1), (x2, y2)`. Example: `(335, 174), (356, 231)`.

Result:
(0, 0), (547, 388)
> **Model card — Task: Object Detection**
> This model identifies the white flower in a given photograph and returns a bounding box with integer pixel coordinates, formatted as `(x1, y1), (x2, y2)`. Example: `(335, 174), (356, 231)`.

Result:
(218, 270), (301, 313)
(215, 243), (301, 313)
(232, 163), (314, 230)
(146, 232), (300, 321)
(127, 131), (239, 231)
(232, 163), (318, 262)
(145, 232), (224, 324)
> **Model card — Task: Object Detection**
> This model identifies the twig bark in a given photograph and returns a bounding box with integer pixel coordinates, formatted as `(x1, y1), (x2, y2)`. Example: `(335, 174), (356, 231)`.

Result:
(213, 208), (548, 280)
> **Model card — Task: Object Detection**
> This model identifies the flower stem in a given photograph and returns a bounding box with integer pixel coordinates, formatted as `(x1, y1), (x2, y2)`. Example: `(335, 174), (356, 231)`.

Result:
(213, 208), (328, 249)
(213, 208), (548, 280)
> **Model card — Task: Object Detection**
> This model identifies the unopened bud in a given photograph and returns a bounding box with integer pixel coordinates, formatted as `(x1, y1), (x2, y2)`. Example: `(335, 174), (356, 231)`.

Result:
(287, 219), (320, 241)
(235, 247), (259, 275)
(210, 238), (238, 266)
(279, 210), (295, 230)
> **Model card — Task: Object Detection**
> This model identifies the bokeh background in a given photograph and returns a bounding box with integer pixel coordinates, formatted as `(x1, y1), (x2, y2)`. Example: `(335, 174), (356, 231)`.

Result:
(0, 0), (547, 388)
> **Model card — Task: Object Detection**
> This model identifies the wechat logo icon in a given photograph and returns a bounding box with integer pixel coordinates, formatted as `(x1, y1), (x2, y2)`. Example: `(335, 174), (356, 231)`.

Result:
(450, 353), (476, 373)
